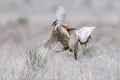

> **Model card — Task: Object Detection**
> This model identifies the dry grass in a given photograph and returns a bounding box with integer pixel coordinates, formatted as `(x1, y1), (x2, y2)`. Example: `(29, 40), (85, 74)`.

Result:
(0, 41), (120, 80)
(0, 19), (120, 80)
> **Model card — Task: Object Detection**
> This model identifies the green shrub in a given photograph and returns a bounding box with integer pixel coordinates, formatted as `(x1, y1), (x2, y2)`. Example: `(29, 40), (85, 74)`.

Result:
(17, 17), (29, 25)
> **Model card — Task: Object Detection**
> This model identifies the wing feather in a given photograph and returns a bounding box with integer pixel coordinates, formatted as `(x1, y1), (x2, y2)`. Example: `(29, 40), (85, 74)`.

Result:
(54, 6), (66, 30)
(76, 26), (96, 42)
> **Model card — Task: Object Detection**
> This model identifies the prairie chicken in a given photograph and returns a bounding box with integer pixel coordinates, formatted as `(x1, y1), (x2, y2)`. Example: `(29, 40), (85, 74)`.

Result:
(44, 6), (96, 60)
(44, 7), (70, 50)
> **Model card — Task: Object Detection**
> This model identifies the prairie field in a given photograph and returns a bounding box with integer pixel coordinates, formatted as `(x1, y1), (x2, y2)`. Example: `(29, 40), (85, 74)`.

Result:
(0, 0), (120, 80)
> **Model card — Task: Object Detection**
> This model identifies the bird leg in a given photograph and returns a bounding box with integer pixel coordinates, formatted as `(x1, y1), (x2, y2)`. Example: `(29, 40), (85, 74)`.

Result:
(63, 46), (69, 50)
(74, 50), (77, 60)
(74, 43), (78, 60)
(79, 35), (92, 48)
(53, 49), (65, 52)
(69, 49), (73, 52)
(53, 46), (69, 52)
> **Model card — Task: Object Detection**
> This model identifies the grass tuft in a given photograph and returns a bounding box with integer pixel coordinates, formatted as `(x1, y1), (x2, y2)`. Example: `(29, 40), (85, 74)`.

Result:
(17, 17), (29, 25)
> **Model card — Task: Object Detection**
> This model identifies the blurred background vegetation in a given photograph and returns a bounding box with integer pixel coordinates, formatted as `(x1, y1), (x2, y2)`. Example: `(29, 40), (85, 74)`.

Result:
(0, 0), (120, 80)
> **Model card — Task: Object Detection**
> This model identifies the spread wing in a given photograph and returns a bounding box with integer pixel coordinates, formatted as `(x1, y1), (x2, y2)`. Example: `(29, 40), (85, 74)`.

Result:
(45, 7), (69, 49)
(45, 24), (70, 49)
(44, 29), (58, 49)
(44, 26), (70, 49)
(76, 26), (96, 42)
